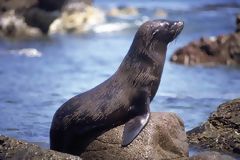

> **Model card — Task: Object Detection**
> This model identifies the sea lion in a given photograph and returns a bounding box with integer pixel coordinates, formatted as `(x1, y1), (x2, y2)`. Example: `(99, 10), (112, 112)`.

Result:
(50, 19), (184, 155)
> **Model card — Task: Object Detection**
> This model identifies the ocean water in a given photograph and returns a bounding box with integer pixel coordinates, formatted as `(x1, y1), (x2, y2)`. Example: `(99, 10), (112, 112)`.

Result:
(0, 0), (240, 154)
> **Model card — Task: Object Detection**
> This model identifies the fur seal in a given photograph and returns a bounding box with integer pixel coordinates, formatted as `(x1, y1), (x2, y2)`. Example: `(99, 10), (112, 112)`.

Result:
(50, 19), (184, 155)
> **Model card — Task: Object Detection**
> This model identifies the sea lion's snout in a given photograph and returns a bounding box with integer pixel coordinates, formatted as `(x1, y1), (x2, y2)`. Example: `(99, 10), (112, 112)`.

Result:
(171, 21), (184, 32)
(146, 19), (184, 44)
(169, 21), (184, 40)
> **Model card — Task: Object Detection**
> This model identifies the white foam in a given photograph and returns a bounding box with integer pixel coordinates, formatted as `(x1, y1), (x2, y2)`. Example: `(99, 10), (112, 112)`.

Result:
(92, 22), (132, 33)
(10, 48), (42, 58)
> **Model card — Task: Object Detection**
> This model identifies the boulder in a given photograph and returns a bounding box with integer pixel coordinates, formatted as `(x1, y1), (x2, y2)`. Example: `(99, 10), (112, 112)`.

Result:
(0, 10), (42, 39)
(0, 112), (188, 160)
(49, 3), (105, 34)
(236, 14), (240, 33)
(155, 9), (168, 18)
(190, 151), (235, 160)
(37, 0), (66, 11)
(37, 0), (92, 11)
(0, 135), (81, 160)
(170, 15), (240, 67)
(0, 0), (37, 13)
(24, 8), (59, 33)
(107, 6), (139, 17)
(187, 98), (240, 155)
(0, 0), (96, 37)
(80, 112), (189, 160)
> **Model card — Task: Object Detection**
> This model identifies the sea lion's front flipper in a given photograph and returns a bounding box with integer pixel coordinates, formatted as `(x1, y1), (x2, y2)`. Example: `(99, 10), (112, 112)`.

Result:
(121, 97), (150, 147)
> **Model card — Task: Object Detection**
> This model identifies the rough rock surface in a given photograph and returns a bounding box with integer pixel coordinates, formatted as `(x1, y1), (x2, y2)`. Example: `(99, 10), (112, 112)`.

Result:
(170, 15), (240, 67)
(0, 0), (37, 13)
(80, 112), (189, 160)
(187, 98), (240, 155)
(0, 0), (98, 38)
(0, 10), (42, 39)
(0, 135), (81, 160)
(49, 2), (105, 34)
(107, 6), (139, 17)
(190, 151), (235, 160)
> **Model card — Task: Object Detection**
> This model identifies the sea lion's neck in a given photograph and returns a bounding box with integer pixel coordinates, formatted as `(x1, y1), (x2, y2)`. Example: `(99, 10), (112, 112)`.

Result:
(117, 41), (167, 89)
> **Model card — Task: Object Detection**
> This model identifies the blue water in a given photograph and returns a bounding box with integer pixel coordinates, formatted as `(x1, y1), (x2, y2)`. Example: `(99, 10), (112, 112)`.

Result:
(0, 0), (240, 153)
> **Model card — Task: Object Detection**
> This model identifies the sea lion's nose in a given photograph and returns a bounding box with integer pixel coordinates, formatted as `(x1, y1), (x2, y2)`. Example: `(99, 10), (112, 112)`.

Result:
(174, 21), (184, 27)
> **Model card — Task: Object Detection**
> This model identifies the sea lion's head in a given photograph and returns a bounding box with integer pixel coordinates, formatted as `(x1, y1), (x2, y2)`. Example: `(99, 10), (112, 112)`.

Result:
(136, 19), (184, 45)
(130, 19), (184, 52)
(121, 19), (184, 72)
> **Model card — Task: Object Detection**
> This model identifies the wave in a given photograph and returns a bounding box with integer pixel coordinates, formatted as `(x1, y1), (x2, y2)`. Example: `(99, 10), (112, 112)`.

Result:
(9, 48), (42, 58)
(92, 16), (149, 33)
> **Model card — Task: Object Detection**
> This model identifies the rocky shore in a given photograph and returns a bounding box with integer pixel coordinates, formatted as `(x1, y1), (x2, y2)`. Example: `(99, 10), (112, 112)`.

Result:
(1, 111), (237, 160)
(188, 98), (240, 156)
(170, 15), (240, 67)
(0, 135), (81, 160)
(0, 0), (105, 39)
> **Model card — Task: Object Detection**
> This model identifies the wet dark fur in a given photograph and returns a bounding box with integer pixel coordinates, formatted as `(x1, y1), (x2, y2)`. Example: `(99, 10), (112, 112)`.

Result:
(50, 19), (183, 155)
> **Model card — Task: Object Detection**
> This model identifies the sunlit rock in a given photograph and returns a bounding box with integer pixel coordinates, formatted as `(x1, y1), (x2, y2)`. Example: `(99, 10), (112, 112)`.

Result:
(0, 0), (37, 12)
(107, 6), (139, 17)
(154, 9), (168, 18)
(0, 10), (42, 39)
(49, 3), (105, 34)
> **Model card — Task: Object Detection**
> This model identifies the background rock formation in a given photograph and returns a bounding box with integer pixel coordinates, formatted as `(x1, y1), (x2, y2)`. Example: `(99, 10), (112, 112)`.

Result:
(170, 14), (240, 67)
(187, 98), (240, 155)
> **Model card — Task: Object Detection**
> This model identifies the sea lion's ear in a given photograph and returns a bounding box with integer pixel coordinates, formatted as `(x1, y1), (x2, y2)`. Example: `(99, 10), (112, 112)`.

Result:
(121, 98), (150, 147)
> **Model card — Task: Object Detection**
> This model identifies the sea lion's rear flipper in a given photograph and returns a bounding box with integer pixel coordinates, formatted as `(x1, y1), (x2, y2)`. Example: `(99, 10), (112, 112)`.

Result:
(121, 97), (150, 147)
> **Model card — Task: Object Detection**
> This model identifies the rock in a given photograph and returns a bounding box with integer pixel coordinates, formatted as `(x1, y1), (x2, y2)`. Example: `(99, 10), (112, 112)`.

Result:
(80, 112), (189, 160)
(170, 15), (240, 67)
(190, 151), (235, 160)
(0, 135), (81, 160)
(0, 10), (42, 39)
(236, 14), (240, 33)
(37, 0), (92, 11)
(49, 3), (105, 34)
(0, 0), (37, 13)
(187, 98), (240, 155)
(155, 9), (168, 18)
(24, 8), (59, 33)
(0, 0), (96, 36)
(37, 0), (66, 11)
(107, 6), (139, 17)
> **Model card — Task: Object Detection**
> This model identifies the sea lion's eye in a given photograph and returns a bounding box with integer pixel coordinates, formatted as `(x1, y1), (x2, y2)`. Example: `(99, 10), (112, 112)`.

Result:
(152, 29), (159, 36)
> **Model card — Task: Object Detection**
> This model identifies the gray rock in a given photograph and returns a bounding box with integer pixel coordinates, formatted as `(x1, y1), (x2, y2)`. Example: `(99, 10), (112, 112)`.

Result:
(81, 112), (189, 160)
(187, 98), (240, 155)
(0, 135), (81, 160)
(190, 151), (235, 160)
